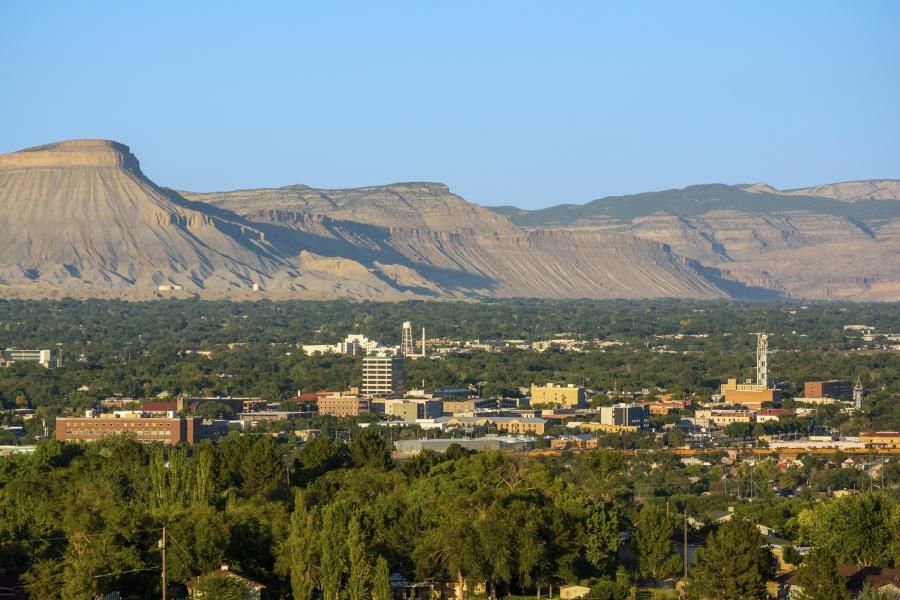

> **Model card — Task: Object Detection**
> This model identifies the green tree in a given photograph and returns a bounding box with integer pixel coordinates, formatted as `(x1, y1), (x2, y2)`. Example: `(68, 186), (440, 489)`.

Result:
(584, 500), (621, 575)
(589, 578), (628, 600)
(348, 428), (392, 470)
(193, 575), (251, 600)
(809, 493), (894, 566)
(372, 556), (392, 600)
(782, 545), (802, 567)
(858, 584), (900, 600)
(687, 517), (774, 600)
(319, 503), (347, 600)
(289, 492), (319, 600)
(793, 550), (850, 600)
(347, 516), (372, 600)
(634, 503), (680, 583)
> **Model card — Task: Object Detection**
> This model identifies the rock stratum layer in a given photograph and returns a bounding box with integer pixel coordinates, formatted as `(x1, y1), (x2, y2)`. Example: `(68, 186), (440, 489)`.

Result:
(0, 139), (896, 300)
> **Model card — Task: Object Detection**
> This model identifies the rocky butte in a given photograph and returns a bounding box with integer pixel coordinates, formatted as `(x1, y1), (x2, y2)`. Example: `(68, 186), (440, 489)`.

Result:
(0, 139), (897, 300)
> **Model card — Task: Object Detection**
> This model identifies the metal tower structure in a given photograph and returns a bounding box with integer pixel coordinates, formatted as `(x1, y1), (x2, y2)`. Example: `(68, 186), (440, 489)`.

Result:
(755, 333), (770, 387)
(401, 321), (414, 357)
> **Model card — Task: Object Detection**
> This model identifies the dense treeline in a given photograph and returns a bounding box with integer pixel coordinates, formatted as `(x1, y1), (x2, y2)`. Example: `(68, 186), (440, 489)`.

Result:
(1, 432), (899, 599)
(2, 298), (900, 353)
(2, 299), (900, 435)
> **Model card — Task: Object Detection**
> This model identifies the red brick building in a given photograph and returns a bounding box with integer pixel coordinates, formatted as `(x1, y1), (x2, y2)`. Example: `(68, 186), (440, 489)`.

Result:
(56, 415), (202, 445)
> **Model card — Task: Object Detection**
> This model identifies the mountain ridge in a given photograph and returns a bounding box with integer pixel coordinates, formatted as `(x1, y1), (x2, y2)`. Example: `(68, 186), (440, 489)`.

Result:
(1, 139), (897, 301)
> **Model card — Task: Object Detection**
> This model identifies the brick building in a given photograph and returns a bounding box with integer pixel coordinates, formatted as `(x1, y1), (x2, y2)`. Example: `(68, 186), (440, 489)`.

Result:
(56, 414), (202, 445)
(804, 380), (853, 400)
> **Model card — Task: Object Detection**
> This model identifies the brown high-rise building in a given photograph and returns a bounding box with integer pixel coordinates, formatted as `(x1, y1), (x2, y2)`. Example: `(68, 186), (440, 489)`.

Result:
(804, 380), (852, 400)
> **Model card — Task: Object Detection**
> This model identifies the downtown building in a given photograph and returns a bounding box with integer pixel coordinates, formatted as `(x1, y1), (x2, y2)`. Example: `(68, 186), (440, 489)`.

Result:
(56, 411), (204, 445)
(361, 354), (403, 397)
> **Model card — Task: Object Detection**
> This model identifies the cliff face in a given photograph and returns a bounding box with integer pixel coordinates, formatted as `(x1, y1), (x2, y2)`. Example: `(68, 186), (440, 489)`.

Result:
(0, 139), (736, 300)
(2, 138), (894, 301)
(493, 181), (900, 301)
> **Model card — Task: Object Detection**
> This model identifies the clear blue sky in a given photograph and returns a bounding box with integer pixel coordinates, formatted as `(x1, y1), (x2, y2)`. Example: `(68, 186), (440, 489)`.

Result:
(2, 1), (899, 209)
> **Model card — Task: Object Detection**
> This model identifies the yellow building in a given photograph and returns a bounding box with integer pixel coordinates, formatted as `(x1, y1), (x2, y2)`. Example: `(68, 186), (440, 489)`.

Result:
(861, 431), (900, 449)
(445, 416), (547, 435)
(530, 383), (586, 408)
(695, 408), (755, 427)
(578, 422), (639, 433)
(720, 379), (781, 408)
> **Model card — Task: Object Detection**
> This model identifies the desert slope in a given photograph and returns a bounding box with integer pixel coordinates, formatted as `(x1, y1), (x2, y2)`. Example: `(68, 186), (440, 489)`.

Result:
(0, 139), (734, 300)
(490, 181), (900, 300)
(0, 140), (433, 299)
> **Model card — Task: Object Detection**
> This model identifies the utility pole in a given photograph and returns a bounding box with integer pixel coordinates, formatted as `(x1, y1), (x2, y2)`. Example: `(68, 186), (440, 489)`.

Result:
(684, 504), (687, 580)
(160, 527), (167, 600)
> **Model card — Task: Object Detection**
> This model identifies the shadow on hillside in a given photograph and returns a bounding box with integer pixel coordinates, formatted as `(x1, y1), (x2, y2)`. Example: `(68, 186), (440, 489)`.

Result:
(697, 265), (787, 300)
(158, 187), (497, 297)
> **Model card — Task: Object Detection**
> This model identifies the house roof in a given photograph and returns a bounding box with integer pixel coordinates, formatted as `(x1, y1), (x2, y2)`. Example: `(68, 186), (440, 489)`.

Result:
(185, 566), (266, 590)
(142, 402), (178, 411)
(780, 566), (900, 592)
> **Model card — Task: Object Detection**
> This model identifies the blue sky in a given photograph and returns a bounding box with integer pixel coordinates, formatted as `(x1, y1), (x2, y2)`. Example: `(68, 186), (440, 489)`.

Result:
(2, 1), (899, 209)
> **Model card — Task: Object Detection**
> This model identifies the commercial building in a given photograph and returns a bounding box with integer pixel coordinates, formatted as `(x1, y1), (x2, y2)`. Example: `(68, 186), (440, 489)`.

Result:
(237, 411), (310, 427)
(301, 333), (388, 356)
(599, 403), (649, 429)
(720, 379), (782, 408)
(720, 333), (781, 407)
(441, 416), (548, 435)
(361, 354), (403, 397)
(56, 413), (202, 445)
(394, 435), (535, 455)
(638, 400), (691, 415)
(804, 380), (853, 400)
(695, 409), (755, 428)
(861, 431), (900, 449)
(2, 348), (59, 368)
(317, 393), (371, 417)
(441, 398), (496, 414)
(755, 408), (795, 423)
(530, 383), (587, 408)
(379, 399), (443, 422)
(550, 434), (600, 450)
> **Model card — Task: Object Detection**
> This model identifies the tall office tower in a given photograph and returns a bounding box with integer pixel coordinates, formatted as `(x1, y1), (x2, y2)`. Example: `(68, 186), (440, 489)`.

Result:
(756, 333), (770, 387)
(401, 321), (414, 356)
(362, 354), (404, 397)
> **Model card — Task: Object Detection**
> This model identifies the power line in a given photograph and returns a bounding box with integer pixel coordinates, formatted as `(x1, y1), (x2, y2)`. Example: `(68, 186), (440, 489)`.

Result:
(0, 527), (163, 547)
(93, 566), (161, 579)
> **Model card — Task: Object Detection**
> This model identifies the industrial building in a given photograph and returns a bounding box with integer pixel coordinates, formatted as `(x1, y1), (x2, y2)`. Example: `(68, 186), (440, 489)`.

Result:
(361, 354), (404, 397)
(530, 383), (587, 408)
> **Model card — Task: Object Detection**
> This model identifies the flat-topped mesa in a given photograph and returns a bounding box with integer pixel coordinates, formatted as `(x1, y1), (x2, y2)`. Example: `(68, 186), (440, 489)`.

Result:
(0, 139), (143, 175)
